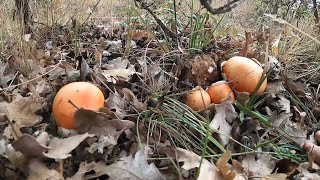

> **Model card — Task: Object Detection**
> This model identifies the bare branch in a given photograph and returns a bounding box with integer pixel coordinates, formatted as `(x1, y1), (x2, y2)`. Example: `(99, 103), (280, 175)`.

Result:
(200, 0), (241, 15)
(134, 0), (177, 39)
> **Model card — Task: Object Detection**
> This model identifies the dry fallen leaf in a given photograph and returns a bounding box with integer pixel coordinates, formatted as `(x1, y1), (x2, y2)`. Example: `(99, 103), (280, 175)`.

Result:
(0, 136), (9, 158)
(105, 90), (127, 119)
(27, 159), (63, 180)
(269, 112), (292, 128)
(284, 77), (306, 98)
(210, 97), (238, 147)
(99, 57), (138, 84)
(261, 173), (287, 180)
(0, 94), (44, 128)
(265, 80), (286, 95)
(67, 161), (109, 180)
(242, 154), (276, 177)
(0, 61), (15, 88)
(87, 130), (124, 154)
(74, 108), (135, 137)
(277, 95), (291, 113)
(44, 132), (94, 160)
(12, 134), (50, 158)
(281, 114), (307, 145)
(74, 108), (134, 154)
(70, 148), (164, 180)
(296, 162), (320, 179)
(176, 147), (224, 180)
(122, 88), (147, 112)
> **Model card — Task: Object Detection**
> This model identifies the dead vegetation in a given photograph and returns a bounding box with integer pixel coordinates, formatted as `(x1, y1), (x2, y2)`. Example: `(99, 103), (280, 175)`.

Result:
(0, 0), (320, 179)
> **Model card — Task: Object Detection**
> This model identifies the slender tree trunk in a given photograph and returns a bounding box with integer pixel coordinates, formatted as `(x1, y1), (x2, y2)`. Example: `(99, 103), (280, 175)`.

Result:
(312, 0), (320, 32)
(14, 0), (32, 33)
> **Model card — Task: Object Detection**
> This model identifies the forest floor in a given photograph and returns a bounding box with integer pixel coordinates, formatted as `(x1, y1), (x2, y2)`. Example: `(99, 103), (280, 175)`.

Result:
(0, 0), (320, 179)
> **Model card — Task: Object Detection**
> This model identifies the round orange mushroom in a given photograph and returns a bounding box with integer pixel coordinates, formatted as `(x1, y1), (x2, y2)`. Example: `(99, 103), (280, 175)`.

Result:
(52, 82), (105, 130)
(207, 81), (235, 104)
(183, 86), (211, 111)
(222, 56), (267, 95)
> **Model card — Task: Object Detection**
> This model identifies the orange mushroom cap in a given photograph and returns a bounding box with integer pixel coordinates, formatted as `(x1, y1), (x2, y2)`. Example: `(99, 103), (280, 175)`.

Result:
(52, 82), (105, 129)
(222, 56), (267, 95)
(207, 81), (235, 104)
(183, 86), (211, 111)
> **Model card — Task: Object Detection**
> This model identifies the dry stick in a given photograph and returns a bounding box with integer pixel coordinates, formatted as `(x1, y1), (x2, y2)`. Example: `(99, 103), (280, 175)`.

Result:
(242, 31), (252, 57)
(59, 160), (63, 178)
(173, 0), (179, 48)
(68, 99), (80, 110)
(5, 72), (19, 93)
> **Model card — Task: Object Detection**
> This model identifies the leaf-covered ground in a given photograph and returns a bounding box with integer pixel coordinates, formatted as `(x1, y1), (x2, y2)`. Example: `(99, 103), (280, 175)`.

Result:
(0, 1), (320, 180)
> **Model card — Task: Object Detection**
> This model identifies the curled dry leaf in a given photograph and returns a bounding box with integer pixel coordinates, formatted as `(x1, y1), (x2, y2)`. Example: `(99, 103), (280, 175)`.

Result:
(176, 147), (224, 180)
(74, 108), (134, 154)
(70, 148), (164, 180)
(312, 105), (320, 119)
(74, 108), (135, 137)
(33, 79), (53, 97)
(27, 159), (63, 180)
(242, 154), (276, 177)
(210, 97), (238, 147)
(216, 151), (236, 180)
(269, 112), (292, 128)
(284, 77), (306, 98)
(44, 132), (94, 160)
(12, 134), (50, 158)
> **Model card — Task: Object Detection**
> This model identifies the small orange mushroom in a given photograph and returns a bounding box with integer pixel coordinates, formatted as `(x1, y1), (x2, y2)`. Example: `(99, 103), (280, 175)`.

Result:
(207, 81), (235, 104)
(183, 86), (211, 111)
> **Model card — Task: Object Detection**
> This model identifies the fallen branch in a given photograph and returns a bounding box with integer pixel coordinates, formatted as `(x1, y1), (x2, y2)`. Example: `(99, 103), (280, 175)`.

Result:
(200, 0), (241, 15)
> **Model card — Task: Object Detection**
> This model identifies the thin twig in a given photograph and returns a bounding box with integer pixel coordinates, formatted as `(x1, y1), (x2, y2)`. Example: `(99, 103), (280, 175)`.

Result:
(265, 14), (320, 44)
(81, 0), (102, 27)
(134, 0), (176, 39)
(0, 58), (64, 92)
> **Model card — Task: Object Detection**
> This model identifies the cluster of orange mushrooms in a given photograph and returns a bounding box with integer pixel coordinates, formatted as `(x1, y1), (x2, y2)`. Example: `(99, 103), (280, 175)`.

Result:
(183, 56), (267, 111)
(50, 55), (320, 164)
